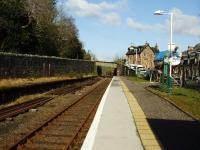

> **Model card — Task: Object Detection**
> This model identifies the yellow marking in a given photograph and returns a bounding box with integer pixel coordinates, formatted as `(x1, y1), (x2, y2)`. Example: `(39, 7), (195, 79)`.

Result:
(136, 122), (149, 126)
(142, 139), (160, 146)
(145, 145), (162, 150)
(120, 78), (162, 150)
(137, 125), (151, 130)
(138, 129), (154, 135)
(140, 134), (156, 140)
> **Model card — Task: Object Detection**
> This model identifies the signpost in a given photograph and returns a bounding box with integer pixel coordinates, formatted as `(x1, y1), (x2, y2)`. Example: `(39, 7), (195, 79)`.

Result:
(162, 54), (179, 94)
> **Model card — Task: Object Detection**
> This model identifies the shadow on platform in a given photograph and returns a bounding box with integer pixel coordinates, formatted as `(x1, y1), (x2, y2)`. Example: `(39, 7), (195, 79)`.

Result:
(147, 118), (200, 150)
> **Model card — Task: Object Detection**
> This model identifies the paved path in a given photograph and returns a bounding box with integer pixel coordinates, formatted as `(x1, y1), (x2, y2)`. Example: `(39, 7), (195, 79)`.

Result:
(122, 77), (200, 150)
(81, 77), (143, 150)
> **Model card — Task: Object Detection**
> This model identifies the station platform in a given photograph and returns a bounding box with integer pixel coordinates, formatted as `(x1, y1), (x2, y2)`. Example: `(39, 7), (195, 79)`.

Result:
(81, 76), (161, 150)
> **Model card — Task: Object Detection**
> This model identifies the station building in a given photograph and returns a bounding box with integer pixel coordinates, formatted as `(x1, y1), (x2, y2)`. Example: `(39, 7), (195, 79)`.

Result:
(126, 42), (159, 69)
(180, 43), (200, 82)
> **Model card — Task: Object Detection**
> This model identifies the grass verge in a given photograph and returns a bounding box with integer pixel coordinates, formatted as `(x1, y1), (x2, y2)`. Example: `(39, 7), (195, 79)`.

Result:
(0, 93), (50, 110)
(0, 73), (96, 90)
(148, 85), (200, 120)
(127, 76), (148, 83)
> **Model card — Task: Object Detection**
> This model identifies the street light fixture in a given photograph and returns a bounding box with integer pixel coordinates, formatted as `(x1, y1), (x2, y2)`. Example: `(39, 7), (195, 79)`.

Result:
(154, 10), (173, 77)
(154, 10), (166, 15)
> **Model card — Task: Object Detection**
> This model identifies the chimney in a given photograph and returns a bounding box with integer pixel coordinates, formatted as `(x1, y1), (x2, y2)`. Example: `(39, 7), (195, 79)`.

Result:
(187, 46), (193, 51)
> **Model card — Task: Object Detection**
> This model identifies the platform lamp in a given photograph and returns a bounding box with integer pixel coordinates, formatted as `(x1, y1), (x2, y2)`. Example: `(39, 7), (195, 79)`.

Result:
(154, 10), (173, 77)
(129, 45), (138, 75)
(154, 10), (174, 93)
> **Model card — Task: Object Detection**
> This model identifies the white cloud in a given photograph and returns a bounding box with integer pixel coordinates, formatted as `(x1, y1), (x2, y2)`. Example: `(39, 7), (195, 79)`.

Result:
(101, 13), (122, 26)
(169, 8), (200, 37)
(126, 8), (200, 37)
(126, 18), (164, 32)
(99, 1), (119, 10)
(61, 0), (126, 26)
(65, 0), (101, 17)
(99, 0), (128, 10)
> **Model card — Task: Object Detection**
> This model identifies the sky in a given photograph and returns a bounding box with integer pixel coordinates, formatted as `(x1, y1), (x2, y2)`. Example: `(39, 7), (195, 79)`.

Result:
(57, 0), (200, 61)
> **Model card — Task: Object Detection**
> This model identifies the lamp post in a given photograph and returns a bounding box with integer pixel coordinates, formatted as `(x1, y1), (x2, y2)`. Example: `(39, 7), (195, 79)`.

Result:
(154, 10), (173, 77)
(135, 47), (138, 75)
(129, 45), (138, 75)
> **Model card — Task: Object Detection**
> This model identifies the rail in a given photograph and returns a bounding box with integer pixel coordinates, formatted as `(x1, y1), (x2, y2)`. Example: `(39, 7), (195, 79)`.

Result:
(0, 78), (99, 121)
(7, 78), (109, 150)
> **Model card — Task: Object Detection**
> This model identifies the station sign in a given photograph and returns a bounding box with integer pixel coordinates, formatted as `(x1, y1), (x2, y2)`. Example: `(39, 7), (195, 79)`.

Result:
(164, 51), (181, 66)
(169, 56), (181, 66)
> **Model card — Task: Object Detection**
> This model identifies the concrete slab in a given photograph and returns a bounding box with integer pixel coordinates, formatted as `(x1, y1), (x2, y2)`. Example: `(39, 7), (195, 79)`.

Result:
(120, 79), (162, 150)
(81, 77), (143, 150)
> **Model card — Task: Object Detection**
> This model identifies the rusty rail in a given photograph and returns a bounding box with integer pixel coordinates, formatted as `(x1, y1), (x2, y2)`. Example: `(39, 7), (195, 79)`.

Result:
(63, 85), (104, 150)
(0, 97), (53, 121)
(7, 78), (109, 150)
(0, 78), (99, 121)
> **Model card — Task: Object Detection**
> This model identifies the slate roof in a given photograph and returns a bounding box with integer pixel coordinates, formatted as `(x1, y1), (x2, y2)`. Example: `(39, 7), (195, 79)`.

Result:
(194, 43), (200, 52)
(181, 43), (200, 58)
(126, 43), (159, 55)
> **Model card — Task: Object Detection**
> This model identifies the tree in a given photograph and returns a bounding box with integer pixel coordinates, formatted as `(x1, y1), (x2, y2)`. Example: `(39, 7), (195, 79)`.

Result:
(83, 50), (97, 60)
(0, 0), (85, 58)
(56, 11), (84, 59)
(0, 0), (37, 53)
(25, 0), (57, 26)
(113, 54), (126, 64)
(25, 0), (59, 56)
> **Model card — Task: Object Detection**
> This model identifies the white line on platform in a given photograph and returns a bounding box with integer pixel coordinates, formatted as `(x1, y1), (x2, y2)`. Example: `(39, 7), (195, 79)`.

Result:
(81, 77), (113, 150)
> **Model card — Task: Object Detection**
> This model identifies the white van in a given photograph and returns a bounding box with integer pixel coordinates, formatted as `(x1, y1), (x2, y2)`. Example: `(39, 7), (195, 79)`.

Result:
(136, 65), (147, 75)
(129, 64), (137, 70)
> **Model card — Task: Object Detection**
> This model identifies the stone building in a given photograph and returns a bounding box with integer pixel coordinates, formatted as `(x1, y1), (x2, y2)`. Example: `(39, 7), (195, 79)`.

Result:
(126, 42), (159, 69)
(180, 43), (200, 81)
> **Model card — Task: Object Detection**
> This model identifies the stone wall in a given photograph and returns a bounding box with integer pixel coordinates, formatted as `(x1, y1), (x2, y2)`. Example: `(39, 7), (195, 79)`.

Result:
(140, 47), (155, 69)
(0, 53), (95, 78)
(95, 61), (117, 76)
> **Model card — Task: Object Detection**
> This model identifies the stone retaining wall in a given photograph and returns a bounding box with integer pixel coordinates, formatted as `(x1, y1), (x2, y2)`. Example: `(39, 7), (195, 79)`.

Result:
(0, 53), (95, 78)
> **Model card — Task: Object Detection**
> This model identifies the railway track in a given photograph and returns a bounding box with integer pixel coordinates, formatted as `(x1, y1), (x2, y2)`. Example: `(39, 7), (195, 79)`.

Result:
(0, 78), (100, 121)
(0, 97), (53, 121)
(6, 78), (110, 150)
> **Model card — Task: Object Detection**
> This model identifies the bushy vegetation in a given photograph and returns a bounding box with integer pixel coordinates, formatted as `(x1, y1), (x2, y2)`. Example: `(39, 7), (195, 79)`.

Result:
(0, 0), (93, 59)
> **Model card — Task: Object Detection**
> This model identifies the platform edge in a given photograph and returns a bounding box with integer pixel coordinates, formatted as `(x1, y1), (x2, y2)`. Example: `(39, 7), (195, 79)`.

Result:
(81, 77), (113, 150)
(119, 78), (162, 150)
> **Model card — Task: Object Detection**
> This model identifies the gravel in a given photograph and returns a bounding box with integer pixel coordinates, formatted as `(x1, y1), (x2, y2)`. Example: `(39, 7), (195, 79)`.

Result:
(122, 77), (200, 150)
(122, 77), (193, 121)
(0, 81), (98, 149)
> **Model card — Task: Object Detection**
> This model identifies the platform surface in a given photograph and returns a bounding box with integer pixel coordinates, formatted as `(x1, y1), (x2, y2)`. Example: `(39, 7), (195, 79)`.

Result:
(81, 76), (144, 150)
